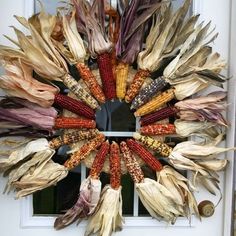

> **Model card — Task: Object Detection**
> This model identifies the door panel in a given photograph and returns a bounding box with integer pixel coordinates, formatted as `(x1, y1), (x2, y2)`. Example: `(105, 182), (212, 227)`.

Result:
(0, 0), (234, 236)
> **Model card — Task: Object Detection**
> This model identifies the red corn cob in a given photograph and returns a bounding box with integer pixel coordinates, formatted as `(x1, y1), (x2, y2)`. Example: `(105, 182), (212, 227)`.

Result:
(126, 139), (163, 172)
(140, 124), (176, 136)
(125, 69), (150, 103)
(140, 106), (178, 126)
(97, 52), (116, 100)
(54, 117), (96, 129)
(120, 141), (144, 184)
(49, 129), (99, 149)
(64, 133), (105, 169)
(54, 93), (95, 119)
(89, 141), (110, 179)
(76, 63), (106, 103)
(110, 142), (121, 189)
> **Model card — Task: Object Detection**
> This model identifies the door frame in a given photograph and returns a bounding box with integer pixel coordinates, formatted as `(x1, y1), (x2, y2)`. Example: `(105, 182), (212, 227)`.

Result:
(17, 0), (236, 235)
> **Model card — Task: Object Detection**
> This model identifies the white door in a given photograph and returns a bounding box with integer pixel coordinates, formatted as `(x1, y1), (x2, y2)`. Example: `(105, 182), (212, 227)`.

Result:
(0, 0), (235, 236)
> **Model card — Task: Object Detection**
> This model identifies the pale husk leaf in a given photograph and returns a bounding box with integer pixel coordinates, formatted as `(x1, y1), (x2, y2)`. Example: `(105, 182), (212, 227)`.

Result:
(85, 185), (123, 236)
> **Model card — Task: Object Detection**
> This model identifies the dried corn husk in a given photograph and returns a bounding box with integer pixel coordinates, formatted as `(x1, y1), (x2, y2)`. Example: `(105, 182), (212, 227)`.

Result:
(12, 159), (68, 198)
(5, 148), (55, 193)
(54, 176), (101, 230)
(0, 59), (58, 107)
(0, 138), (49, 172)
(174, 120), (225, 140)
(156, 166), (200, 219)
(136, 178), (183, 223)
(53, 11), (87, 65)
(85, 185), (123, 236)
(175, 91), (227, 126)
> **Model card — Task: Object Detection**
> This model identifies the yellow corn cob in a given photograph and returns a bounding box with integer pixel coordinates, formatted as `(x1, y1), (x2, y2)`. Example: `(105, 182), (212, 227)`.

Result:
(116, 62), (129, 100)
(133, 133), (172, 157)
(134, 88), (175, 117)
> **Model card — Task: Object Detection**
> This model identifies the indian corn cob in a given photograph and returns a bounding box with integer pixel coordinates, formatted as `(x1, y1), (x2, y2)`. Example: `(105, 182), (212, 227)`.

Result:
(120, 141), (144, 183)
(49, 129), (99, 149)
(64, 133), (105, 169)
(54, 93), (95, 119)
(134, 88), (175, 117)
(125, 69), (150, 103)
(76, 63), (106, 103)
(126, 139), (163, 171)
(109, 142), (121, 190)
(89, 140), (110, 179)
(133, 133), (173, 157)
(116, 62), (129, 100)
(131, 77), (168, 110)
(54, 117), (96, 129)
(97, 53), (116, 100)
(63, 74), (99, 109)
(140, 124), (176, 136)
(140, 106), (178, 126)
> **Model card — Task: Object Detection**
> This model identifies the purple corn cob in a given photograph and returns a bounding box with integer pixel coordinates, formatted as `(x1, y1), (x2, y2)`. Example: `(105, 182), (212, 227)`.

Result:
(131, 76), (168, 110)
(140, 106), (178, 126)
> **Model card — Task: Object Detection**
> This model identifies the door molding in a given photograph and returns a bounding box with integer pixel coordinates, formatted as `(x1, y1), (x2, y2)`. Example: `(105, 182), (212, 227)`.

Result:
(19, 1), (235, 235)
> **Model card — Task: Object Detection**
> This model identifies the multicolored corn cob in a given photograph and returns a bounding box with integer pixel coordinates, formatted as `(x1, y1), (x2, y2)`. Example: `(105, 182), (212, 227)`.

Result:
(54, 117), (96, 129)
(64, 133), (105, 169)
(140, 124), (176, 136)
(116, 62), (129, 100)
(89, 140), (110, 179)
(120, 141), (144, 184)
(133, 133), (172, 157)
(97, 53), (116, 100)
(109, 142), (121, 190)
(131, 77), (168, 110)
(134, 88), (175, 117)
(140, 106), (178, 126)
(63, 74), (99, 109)
(54, 93), (95, 119)
(49, 129), (99, 149)
(125, 69), (150, 103)
(126, 139), (163, 172)
(76, 63), (106, 103)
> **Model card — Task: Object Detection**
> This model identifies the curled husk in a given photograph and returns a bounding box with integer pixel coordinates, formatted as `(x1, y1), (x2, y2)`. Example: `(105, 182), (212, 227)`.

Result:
(54, 176), (101, 230)
(157, 166), (200, 219)
(85, 185), (123, 236)
(136, 178), (183, 223)
(0, 59), (58, 107)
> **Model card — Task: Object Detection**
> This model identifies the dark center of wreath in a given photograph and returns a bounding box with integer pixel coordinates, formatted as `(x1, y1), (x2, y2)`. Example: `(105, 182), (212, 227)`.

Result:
(95, 99), (136, 132)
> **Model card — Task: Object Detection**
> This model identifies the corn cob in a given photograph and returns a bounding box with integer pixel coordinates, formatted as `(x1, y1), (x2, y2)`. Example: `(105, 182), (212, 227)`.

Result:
(131, 77), (168, 110)
(63, 74), (99, 109)
(133, 133), (172, 157)
(140, 124), (176, 136)
(76, 63), (106, 103)
(89, 140), (110, 179)
(54, 93), (95, 119)
(64, 133), (105, 169)
(109, 142), (121, 189)
(120, 141), (144, 184)
(97, 53), (116, 100)
(125, 69), (150, 103)
(116, 62), (129, 100)
(134, 88), (175, 117)
(140, 106), (178, 126)
(49, 129), (99, 149)
(54, 117), (96, 129)
(126, 139), (163, 172)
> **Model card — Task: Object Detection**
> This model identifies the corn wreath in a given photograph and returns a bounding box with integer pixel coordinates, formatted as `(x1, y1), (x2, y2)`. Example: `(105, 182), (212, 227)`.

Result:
(0, 0), (234, 235)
